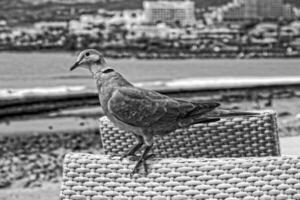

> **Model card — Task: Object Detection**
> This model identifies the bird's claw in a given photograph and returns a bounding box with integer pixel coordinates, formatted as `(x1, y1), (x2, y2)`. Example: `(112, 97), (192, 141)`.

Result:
(145, 153), (155, 160)
(130, 158), (146, 177)
(128, 155), (140, 161)
(119, 154), (128, 161)
(120, 154), (140, 161)
(130, 153), (155, 177)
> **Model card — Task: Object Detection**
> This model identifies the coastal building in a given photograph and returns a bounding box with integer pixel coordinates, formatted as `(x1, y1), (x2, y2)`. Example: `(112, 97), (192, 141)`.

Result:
(69, 20), (99, 38)
(220, 0), (295, 21)
(80, 14), (105, 25)
(0, 20), (9, 33)
(81, 10), (145, 27)
(22, 0), (106, 5)
(282, 4), (296, 20)
(250, 22), (299, 38)
(126, 23), (184, 40)
(34, 21), (68, 31)
(143, 0), (196, 26)
(106, 10), (145, 26)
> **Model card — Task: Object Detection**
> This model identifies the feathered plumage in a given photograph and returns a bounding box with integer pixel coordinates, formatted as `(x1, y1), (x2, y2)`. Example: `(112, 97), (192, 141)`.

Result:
(70, 49), (258, 175)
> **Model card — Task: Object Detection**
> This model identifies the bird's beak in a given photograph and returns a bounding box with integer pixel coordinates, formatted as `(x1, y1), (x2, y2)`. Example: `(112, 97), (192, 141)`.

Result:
(70, 61), (80, 71)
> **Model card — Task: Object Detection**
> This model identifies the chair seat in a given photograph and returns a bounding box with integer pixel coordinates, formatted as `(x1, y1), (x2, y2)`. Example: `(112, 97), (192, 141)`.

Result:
(99, 110), (280, 158)
(60, 153), (300, 200)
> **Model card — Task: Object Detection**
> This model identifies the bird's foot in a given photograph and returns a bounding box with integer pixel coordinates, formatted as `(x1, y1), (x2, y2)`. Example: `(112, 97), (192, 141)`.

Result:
(130, 154), (155, 177)
(145, 153), (155, 160)
(130, 158), (146, 177)
(128, 155), (140, 161)
(120, 153), (140, 161)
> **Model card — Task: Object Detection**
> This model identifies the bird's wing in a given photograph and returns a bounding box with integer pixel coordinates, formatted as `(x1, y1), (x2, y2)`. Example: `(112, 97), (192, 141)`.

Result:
(175, 98), (220, 117)
(108, 87), (219, 127)
(107, 87), (190, 127)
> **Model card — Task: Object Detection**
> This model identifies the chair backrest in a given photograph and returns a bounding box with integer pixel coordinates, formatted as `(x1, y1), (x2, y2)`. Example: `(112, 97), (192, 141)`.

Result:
(99, 110), (280, 158)
(60, 153), (300, 200)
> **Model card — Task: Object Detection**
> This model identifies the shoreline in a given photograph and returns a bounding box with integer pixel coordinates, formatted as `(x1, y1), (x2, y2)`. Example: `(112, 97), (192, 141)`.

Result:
(1, 49), (300, 60)
(2, 76), (300, 97)
(1, 77), (300, 121)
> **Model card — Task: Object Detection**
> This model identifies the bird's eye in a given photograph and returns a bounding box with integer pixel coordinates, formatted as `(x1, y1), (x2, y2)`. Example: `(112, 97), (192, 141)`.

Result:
(85, 52), (90, 56)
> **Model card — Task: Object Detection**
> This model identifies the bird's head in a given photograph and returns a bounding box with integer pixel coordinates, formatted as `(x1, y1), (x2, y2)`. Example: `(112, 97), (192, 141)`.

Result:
(70, 49), (106, 73)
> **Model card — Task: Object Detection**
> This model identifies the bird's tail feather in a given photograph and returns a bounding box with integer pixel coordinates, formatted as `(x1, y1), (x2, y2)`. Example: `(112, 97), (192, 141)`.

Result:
(178, 109), (259, 128)
(204, 109), (260, 118)
(178, 116), (220, 127)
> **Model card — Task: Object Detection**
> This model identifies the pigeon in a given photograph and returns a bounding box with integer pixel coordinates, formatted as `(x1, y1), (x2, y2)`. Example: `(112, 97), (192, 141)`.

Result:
(70, 49), (258, 175)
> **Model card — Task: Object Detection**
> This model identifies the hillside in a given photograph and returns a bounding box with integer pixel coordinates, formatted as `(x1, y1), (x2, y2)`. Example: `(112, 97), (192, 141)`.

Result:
(0, 0), (299, 26)
(0, 0), (232, 25)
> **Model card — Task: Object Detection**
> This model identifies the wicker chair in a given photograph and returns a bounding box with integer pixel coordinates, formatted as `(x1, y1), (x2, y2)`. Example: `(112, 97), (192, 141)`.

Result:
(60, 153), (300, 200)
(60, 110), (288, 200)
(99, 110), (280, 158)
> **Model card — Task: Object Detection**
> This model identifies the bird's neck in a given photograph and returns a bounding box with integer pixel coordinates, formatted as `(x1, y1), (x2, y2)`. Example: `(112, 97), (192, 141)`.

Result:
(89, 63), (111, 78)
(93, 65), (132, 90)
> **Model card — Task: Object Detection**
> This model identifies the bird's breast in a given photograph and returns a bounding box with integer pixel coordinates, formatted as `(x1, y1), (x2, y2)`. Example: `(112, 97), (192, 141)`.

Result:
(106, 113), (144, 135)
(97, 87), (143, 135)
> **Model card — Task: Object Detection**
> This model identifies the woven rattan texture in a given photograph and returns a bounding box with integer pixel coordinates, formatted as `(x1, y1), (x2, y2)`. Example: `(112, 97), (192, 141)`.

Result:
(99, 111), (280, 158)
(60, 153), (300, 200)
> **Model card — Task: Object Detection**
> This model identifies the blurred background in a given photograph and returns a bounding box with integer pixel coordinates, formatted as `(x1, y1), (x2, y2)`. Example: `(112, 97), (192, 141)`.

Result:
(1, 0), (300, 199)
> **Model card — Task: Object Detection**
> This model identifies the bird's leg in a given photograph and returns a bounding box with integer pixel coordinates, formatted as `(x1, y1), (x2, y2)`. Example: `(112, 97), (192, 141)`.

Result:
(120, 135), (143, 161)
(130, 143), (153, 176)
(142, 153), (155, 174)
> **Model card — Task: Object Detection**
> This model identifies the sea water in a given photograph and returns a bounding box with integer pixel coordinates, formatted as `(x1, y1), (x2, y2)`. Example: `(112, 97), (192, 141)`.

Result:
(0, 51), (300, 89)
